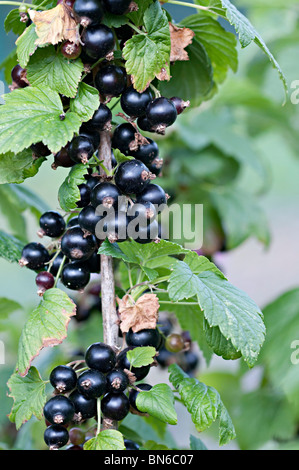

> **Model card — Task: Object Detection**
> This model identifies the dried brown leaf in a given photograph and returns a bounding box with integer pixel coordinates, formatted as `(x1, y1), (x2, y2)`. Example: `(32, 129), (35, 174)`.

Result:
(169, 23), (194, 62)
(29, 4), (79, 46)
(118, 293), (160, 333)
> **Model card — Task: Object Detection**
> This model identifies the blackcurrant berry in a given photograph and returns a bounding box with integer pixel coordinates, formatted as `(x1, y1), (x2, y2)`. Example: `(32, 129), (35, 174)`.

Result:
(181, 350), (199, 374)
(69, 136), (95, 164)
(165, 333), (185, 353)
(114, 160), (154, 195)
(81, 25), (115, 61)
(77, 369), (106, 399)
(61, 262), (91, 290)
(11, 64), (27, 88)
(146, 157), (163, 176)
(85, 104), (112, 132)
(112, 123), (136, 155)
(39, 211), (66, 238)
(136, 183), (168, 208)
(116, 347), (150, 381)
(101, 392), (130, 421)
(44, 425), (69, 450)
(19, 243), (50, 270)
(82, 251), (101, 273)
(69, 390), (97, 421)
(137, 115), (155, 133)
(85, 342), (116, 373)
(99, 211), (129, 243)
(132, 138), (159, 165)
(90, 182), (122, 210)
(78, 205), (102, 235)
(79, 125), (101, 149)
(73, 0), (104, 26)
(170, 96), (190, 115)
(146, 97), (177, 132)
(134, 219), (160, 244)
(126, 328), (161, 349)
(127, 201), (157, 226)
(106, 369), (129, 393)
(35, 271), (55, 295)
(76, 184), (91, 208)
(124, 439), (140, 450)
(53, 146), (75, 168)
(50, 365), (77, 393)
(121, 85), (152, 118)
(50, 252), (69, 276)
(129, 384), (152, 412)
(31, 142), (52, 157)
(67, 216), (80, 228)
(61, 40), (82, 60)
(158, 317), (173, 337)
(95, 65), (127, 97)
(85, 175), (100, 192)
(102, 0), (131, 15)
(43, 395), (75, 425)
(156, 347), (175, 368)
(69, 427), (85, 446)
(61, 226), (97, 261)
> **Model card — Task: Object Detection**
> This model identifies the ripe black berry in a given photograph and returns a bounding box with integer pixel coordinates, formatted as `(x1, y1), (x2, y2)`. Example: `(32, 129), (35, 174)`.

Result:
(100, 211), (129, 243)
(134, 220), (159, 244)
(76, 184), (91, 208)
(61, 40), (82, 60)
(95, 65), (127, 97)
(73, 0), (104, 26)
(50, 252), (69, 276)
(69, 390), (97, 421)
(79, 125), (101, 149)
(106, 369), (129, 393)
(114, 160), (154, 195)
(44, 425), (69, 450)
(19, 243), (50, 270)
(43, 395), (75, 425)
(53, 146), (75, 168)
(112, 123), (136, 155)
(137, 115), (155, 133)
(102, 0), (131, 15)
(124, 439), (140, 450)
(81, 25), (115, 61)
(136, 183), (168, 207)
(77, 369), (106, 399)
(31, 142), (51, 157)
(39, 211), (66, 238)
(69, 136), (95, 164)
(156, 347), (175, 368)
(170, 96), (190, 115)
(101, 392), (130, 421)
(85, 104), (112, 132)
(90, 182), (122, 209)
(121, 85), (152, 118)
(50, 365), (77, 393)
(85, 175), (100, 192)
(61, 226), (97, 261)
(35, 271), (55, 295)
(132, 138), (159, 165)
(117, 347), (150, 381)
(85, 342), (116, 373)
(11, 64), (27, 88)
(129, 384), (152, 411)
(127, 201), (157, 226)
(126, 328), (161, 349)
(61, 262), (91, 290)
(78, 205), (102, 234)
(146, 97), (177, 132)
(181, 350), (199, 374)
(82, 251), (101, 273)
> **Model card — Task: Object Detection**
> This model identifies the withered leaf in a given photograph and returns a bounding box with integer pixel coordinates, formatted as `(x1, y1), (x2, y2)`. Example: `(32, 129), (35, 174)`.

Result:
(169, 23), (195, 62)
(118, 293), (160, 333)
(29, 4), (79, 46)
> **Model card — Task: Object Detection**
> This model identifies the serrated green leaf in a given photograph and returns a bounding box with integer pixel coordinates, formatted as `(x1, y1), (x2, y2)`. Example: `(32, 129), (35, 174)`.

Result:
(58, 164), (89, 211)
(127, 346), (156, 368)
(7, 367), (47, 430)
(70, 82), (100, 122)
(102, 12), (129, 28)
(26, 46), (84, 98)
(204, 320), (242, 361)
(0, 149), (45, 183)
(113, 148), (135, 164)
(126, 0), (153, 26)
(190, 434), (208, 450)
(141, 440), (170, 450)
(16, 23), (38, 69)
(218, 403), (237, 446)
(0, 49), (18, 84)
(4, 9), (27, 36)
(0, 230), (24, 263)
(84, 430), (125, 450)
(123, 1), (171, 92)
(0, 298), (22, 320)
(168, 264), (265, 367)
(16, 288), (76, 376)
(0, 86), (81, 154)
(136, 383), (177, 425)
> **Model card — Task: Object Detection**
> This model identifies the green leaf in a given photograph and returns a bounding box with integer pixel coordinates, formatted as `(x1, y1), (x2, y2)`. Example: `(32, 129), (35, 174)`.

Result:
(16, 24), (38, 69)
(26, 46), (84, 98)
(112, 148), (135, 164)
(0, 298), (22, 320)
(168, 264), (265, 367)
(4, 9), (27, 36)
(6, 184), (50, 220)
(126, 0), (153, 26)
(58, 164), (89, 211)
(0, 86), (81, 155)
(70, 82), (100, 122)
(0, 150), (39, 185)
(159, 39), (213, 107)
(16, 288), (76, 376)
(126, 346), (156, 368)
(0, 49), (18, 84)
(204, 320), (242, 361)
(123, 1), (171, 92)
(181, 14), (238, 84)
(0, 230), (24, 263)
(83, 430), (125, 450)
(142, 440), (170, 450)
(7, 367), (47, 430)
(190, 434), (208, 450)
(136, 383), (177, 425)
(102, 12), (129, 28)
